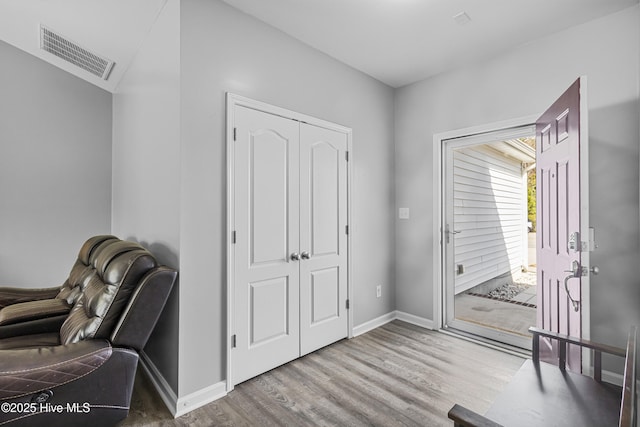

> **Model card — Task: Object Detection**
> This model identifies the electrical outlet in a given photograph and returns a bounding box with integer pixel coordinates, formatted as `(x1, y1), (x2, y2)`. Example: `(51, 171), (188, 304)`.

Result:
(376, 285), (382, 298)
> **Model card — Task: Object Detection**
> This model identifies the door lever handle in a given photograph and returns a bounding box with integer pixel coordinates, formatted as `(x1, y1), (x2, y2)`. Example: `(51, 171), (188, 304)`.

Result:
(444, 224), (461, 244)
(563, 260), (581, 311)
(563, 275), (581, 312)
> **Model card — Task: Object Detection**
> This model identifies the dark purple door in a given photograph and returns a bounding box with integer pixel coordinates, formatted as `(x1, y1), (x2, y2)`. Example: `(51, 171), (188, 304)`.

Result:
(536, 78), (585, 371)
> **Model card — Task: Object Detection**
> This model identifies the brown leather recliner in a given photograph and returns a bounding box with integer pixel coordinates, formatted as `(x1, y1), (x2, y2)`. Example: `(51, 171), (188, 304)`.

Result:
(0, 235), (120, 338)
(0, 237), (177, 426)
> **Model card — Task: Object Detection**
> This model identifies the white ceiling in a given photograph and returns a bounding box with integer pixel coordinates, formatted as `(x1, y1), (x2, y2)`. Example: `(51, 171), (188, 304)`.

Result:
(222, 0), (639, 87)
(0, 0), (637, 91)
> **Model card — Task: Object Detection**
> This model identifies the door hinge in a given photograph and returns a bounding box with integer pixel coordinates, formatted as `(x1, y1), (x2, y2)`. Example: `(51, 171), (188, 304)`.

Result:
(232, 231), (237, 244)
(345, 225), (349, 235)
(233, 127), (237, 141)
(231, 334), (237, 348)
(345, 151), (350, 162)
(346, 299), (350, 310)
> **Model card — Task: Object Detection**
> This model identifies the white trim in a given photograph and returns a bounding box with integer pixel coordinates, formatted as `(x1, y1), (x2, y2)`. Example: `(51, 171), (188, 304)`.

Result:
(353, 311), (436, 336)
(227, 93), (352, 134)
(346, 130), (353, 339)
(225, 93), (236, 394)
(395, 311), (436, 330)
(225, 92), (353, 392)
(438, 328), (530, 359)
(139, 351), (178, 416)
(598, 369), (624, 388)
(432, 133), (443, 330)
(578, 76), (591, 342)
(352, 312), (396, 336)
(139, 352), (227, 418)
(578, 76), (592, 372)
(432, 115), (539, 335)
(174, 382), (227, 418)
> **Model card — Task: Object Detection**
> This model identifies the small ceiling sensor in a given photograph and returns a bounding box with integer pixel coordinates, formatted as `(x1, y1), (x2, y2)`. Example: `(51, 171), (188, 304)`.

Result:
(453, 11), (472, 25)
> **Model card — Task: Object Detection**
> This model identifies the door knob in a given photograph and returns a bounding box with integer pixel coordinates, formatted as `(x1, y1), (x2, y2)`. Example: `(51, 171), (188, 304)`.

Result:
(301, 251), (310, 260)
(290, 252), (301, 261)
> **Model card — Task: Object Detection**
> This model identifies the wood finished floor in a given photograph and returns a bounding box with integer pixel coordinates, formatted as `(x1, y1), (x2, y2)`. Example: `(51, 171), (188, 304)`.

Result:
(119, 321), (525, 427)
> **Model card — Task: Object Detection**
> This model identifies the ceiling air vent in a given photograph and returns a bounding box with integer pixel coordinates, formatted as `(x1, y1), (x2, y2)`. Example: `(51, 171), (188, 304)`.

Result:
(40, 25), (115, 80)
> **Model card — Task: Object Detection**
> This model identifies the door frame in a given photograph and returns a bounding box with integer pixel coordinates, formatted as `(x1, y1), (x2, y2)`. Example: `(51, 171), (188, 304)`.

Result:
(225, 93), (353, 392)
(441, 124), (537, 350)
(432, 111), (590, 351)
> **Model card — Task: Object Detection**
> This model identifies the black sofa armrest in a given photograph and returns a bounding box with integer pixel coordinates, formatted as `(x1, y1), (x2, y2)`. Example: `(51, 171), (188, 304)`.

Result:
(0, 340), (112, 400)
(110, 266), (176, 351)
(0, 299), (70, 326)
(0, 287), (61, 308)
(0, 316), (67, 340)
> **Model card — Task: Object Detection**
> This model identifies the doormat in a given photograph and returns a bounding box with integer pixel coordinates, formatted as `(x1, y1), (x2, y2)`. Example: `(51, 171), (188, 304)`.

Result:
(465, 291), (537, 309)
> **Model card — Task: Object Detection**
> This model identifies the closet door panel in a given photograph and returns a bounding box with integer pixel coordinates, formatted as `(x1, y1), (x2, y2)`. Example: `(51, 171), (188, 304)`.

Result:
(232, 106), (300, 385)
(299, 123), (349, 356)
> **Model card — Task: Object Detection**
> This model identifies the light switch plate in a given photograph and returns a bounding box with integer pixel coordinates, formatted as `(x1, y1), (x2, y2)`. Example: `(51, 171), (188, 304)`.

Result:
(399, 208), (410, 219)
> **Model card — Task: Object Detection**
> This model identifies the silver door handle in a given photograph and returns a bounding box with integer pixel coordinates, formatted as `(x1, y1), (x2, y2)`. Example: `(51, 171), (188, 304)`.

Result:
(563, 274), (581, 312)
(290, 252), (301, 261)
(301, 251), (310, 260)
(563, 260), (583, 312)
(444, 224), (461, 244)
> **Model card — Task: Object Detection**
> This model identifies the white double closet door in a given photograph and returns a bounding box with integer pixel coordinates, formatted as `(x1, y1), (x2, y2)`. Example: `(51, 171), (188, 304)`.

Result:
(231, 104), (349, 385)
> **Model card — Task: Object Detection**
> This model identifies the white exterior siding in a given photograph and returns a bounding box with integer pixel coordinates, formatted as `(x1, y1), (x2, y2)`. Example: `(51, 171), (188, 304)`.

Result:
(453, 145), (525, 294)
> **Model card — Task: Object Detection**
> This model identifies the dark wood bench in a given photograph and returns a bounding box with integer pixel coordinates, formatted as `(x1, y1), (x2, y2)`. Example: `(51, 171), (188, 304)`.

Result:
(448, 326), (637, 427)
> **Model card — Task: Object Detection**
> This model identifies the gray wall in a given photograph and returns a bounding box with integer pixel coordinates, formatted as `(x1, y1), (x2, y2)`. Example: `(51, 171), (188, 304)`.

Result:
(179, 0), (395, 396)
(112, 0), (180, 393)
(395, 6), (640, 350)
(5, 0), (636, 406)
(0, 40), (112, 287)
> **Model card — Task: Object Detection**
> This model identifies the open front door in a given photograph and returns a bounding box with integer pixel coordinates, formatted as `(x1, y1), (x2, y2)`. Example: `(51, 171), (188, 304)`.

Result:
(536, 77), (590, 372)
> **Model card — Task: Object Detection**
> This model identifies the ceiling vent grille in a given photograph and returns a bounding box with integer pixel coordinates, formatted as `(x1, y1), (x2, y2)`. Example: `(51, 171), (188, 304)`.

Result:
(40, 25), (115, 80)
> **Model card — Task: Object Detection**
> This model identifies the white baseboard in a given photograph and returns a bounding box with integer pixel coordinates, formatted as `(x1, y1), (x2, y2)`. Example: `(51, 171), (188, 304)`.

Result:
(353, 310), (435, 337)
(395, 311), (436, 330)
(174, 381), (227, 418)
(139, 351), (179, 415)
(352, 311), (397, 336)
(601, 369), (624, 387)
(139, 351), (227, 418)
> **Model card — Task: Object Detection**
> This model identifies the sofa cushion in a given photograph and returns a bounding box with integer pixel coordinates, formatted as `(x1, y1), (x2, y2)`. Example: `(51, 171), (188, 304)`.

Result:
(0, 287), (60, 309)
(0, 340), (112, 400)
(0, 299), (70, 326)
(0, 332), (60, 350)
